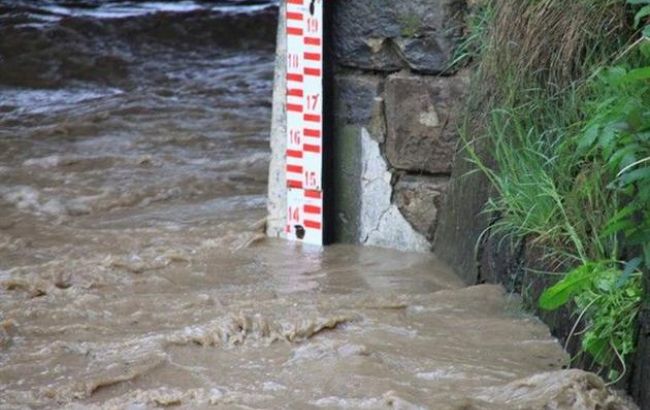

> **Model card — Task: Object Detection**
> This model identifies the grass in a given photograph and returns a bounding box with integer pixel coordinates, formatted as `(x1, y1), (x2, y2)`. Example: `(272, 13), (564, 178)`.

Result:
(458, 0), (649, 382)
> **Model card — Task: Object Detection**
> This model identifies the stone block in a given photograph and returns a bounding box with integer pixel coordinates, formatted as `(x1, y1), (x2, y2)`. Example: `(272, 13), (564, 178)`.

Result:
(334, 73), (383, 126)
(393, 36), (454, 74)
(394, 175), (449, 240)
(332, 0), (465, 73)
(384, 72), (467, 173)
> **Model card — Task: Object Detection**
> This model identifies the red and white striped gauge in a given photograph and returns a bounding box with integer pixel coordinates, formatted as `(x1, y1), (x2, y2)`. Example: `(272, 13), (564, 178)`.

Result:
(285, 0), (325, 245)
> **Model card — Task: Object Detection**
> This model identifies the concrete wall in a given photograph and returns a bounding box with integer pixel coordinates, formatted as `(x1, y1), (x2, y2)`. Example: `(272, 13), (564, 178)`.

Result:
(266, 0), (287, 240)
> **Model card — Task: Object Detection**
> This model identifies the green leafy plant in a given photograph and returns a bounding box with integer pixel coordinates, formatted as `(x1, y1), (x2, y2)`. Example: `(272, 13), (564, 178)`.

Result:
(628, 0), (650, 37)
(447, 2), (494, 71)
(538, 48), (650, 381)
(540, 260), (643, 381)
(462, 0), (648, 381)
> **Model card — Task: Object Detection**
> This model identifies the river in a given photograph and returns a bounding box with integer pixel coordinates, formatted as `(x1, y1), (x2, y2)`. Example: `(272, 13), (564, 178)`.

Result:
(0, 1), (637, 409)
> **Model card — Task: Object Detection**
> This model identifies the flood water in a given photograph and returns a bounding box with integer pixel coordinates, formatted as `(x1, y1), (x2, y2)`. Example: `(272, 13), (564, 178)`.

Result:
(0, 2), (638, 409)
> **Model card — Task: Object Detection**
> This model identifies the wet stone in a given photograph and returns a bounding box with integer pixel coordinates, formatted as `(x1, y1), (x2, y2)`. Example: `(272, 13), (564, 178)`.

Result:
(333, 73), (384, 126)
(393, 36), (455, 73)
(332, 0), (465, 73)
(384, 72), (468, 173)
(394, 175), (449, 241)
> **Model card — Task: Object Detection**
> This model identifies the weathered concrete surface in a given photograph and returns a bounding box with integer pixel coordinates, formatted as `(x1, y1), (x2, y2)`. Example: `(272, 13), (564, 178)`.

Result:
(384, 72), (467, 174)
(394, 175), (449, 241)
(359, 129), (430, 252)
(330, 73), (384, 243)
(433, 140), (492, 284)
(266, 0), (287, 239)
(331, 125), (362, 243)
(332, 0), (465, 74)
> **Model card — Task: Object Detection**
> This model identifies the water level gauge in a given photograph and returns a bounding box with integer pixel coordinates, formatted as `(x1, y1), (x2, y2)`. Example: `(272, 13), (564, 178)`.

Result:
(285, 0), (325, 245)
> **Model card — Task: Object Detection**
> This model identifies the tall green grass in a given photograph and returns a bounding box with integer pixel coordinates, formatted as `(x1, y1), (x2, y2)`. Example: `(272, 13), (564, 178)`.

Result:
(460, 0), (649, 381)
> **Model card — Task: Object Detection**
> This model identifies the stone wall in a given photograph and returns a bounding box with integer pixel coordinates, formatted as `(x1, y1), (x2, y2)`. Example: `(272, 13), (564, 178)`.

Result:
(267, 0), (468, 252)
(328, 1), (468, 251)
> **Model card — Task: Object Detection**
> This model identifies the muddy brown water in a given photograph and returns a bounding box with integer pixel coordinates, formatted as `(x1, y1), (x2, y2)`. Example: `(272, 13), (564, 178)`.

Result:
(0, 2), (638, 409)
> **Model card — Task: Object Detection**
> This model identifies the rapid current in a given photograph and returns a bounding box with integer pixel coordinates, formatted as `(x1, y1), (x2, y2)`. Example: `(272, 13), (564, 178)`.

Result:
(0, 1), (639, 408)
